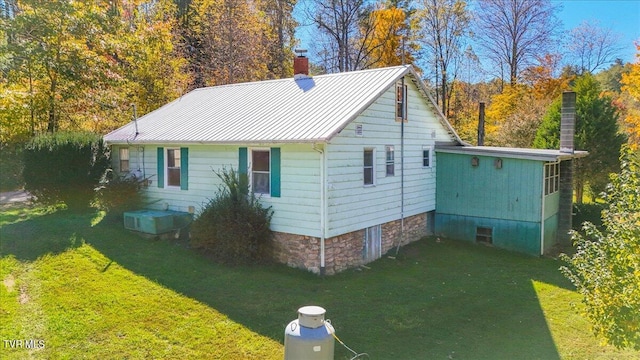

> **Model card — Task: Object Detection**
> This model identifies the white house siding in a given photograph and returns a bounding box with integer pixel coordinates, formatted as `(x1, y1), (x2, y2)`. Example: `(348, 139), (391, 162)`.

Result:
(325, 78), (455, 238)
(115, 143), (322, 237)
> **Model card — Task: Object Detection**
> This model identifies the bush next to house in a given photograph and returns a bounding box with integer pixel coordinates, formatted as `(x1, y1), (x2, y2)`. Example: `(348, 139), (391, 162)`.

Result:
(190, 167), (274, 264)
(95, 169), (148, 221)
(23, 132), (110, 211)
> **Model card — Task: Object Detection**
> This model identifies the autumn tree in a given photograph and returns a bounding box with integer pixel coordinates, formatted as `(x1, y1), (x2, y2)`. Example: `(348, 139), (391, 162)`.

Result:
(365, 4), (414, 68)
(192, 0), (272, 85)
(418, 0), (470, 116)
(474, 0), (560, 86)
(567, 20), (623, 74)
(620, 45), (640, 150)
(534, 73), (626, 202)
(487, 54), (570, 148)
(261, 0), (298, 78)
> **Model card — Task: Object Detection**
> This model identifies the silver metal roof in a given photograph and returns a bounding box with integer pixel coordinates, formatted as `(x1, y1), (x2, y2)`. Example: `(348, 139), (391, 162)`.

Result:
(436, 145), (588, 161)
(104, 65), (461, 145)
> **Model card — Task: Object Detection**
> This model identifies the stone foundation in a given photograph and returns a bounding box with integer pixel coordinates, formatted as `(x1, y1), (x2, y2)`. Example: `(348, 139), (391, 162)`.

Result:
(272, 212), (429, 275)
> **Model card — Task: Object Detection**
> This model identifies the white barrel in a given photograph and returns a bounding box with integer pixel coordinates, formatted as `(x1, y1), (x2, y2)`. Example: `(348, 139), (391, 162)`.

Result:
(284, 306), (335, 360)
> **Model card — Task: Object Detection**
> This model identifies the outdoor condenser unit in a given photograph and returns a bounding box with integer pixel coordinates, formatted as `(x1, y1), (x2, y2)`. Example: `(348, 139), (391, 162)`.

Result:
(123, 210), (189, 235)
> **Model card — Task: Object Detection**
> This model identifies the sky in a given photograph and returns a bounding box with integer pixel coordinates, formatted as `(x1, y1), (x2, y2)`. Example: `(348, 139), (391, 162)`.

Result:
(295, 0), (640, 68)
(557, 0), (640, 64)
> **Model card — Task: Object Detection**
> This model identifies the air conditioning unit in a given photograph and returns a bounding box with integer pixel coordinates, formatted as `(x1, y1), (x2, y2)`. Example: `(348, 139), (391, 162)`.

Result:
(123, 210), (177, 235)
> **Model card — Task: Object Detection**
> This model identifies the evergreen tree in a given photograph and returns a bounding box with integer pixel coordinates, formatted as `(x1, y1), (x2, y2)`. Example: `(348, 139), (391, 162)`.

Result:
(534, 73), (626, 202)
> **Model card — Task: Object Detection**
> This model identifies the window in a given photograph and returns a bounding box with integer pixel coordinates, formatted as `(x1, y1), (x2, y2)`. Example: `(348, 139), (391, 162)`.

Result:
(422, 146), (433, 167)
(119, 147), (129, 172)
(385, 146), (394, 176)
(157, 147), (188, 190)
(476, 227), (493, 243)
(252, 149), (270, 195)
(167, 148), (181, 187)
(363, 148), (375, 186)
(544, 161), (560, 195)
(396, 84), (407, 121)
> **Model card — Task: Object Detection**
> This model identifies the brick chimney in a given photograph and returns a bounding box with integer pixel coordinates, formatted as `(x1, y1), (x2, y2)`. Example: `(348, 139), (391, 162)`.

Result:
(293, 49), (309, 76)
(560, 91), (576, 154)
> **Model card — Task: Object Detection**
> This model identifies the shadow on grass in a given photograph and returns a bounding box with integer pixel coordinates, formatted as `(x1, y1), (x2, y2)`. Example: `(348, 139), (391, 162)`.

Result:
(86, 221), (570, 359)
(2, 207), (570, 359)
(0, 205), (88, 261)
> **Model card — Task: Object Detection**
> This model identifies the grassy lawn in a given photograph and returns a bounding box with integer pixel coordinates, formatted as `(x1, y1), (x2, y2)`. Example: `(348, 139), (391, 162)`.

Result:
(1, 205), (639, 359)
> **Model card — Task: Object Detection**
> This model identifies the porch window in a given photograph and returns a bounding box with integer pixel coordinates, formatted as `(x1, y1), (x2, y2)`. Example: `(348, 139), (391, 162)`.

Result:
(544, 161), (560, 195)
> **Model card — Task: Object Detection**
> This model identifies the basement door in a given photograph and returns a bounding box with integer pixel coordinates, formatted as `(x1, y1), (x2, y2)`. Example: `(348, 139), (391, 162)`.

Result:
(363, 225), (382, 262)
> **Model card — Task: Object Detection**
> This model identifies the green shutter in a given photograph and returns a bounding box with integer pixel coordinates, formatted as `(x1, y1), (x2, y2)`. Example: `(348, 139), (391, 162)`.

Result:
(239, 147), (248, 175)
(271, 147), (281, 198)
(157, 147), (164, 188)
(180, 147), (189, 190)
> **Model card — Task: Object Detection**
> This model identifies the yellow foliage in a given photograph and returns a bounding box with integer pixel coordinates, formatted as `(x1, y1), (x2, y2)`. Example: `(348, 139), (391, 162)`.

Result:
(621, 44), (640, 150)
(365, 7), (412, 68)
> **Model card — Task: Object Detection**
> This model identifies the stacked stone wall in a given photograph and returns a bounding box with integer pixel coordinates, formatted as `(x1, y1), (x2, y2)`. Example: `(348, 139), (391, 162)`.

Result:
(272, 212), (428, 275)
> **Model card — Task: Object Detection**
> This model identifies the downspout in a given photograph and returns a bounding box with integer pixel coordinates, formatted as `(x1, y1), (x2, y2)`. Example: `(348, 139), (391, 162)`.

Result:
(540, 167), (546, 256)
(313, 143), (326, 275)
(396, 76), (406, 255)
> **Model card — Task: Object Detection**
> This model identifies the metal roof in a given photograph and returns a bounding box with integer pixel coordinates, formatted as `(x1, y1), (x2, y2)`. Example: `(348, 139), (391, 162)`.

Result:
(104, 65), (461, 145)
(436, 145), (589, 161)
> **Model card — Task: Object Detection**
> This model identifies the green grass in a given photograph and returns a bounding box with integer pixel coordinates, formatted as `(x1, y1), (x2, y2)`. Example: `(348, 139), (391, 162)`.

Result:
(1, 204), (639, 359)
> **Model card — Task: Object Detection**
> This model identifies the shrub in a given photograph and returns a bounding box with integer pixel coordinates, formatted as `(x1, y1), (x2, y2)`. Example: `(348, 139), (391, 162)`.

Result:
(23, 132), (110, 211)
(0, 143), (24, 192)
(572, 202), (604, 232)
(95, 169), (148, 222)
(190, 167), (274, 264)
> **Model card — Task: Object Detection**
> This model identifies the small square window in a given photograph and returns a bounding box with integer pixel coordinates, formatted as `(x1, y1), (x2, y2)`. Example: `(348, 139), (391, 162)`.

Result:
(471, 156), (479, 167)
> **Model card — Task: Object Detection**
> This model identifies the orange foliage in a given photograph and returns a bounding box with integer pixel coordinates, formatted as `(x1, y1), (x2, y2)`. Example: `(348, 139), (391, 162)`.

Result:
(620, 44), (640, 150)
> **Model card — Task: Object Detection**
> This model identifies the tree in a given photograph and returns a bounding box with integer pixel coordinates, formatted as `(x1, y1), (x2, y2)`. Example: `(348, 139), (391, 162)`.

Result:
(560, 146), (640, 350)
(567, 20), (623, 74)
(192, 0), (271, 85)
(261, 0), (298, 78)
(418, 0), (470, 116)
(534, 73), (626, 203)
(365, 4), (413, 68)
(308, 0), (380, 72)
(474, 0), (560, 86)
(620, 44), (640, 150)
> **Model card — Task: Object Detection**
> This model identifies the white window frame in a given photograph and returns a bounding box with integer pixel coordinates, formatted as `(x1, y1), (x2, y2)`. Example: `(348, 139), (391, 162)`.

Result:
(165, 148), (181, 188)
(363, 148), (376, 186)
(385, 145), (395, 177)
(422, 145), (434, 168)
(544, 161), (560, 195)
(250, 148), (271, 196)
(119, 147), (130, 173)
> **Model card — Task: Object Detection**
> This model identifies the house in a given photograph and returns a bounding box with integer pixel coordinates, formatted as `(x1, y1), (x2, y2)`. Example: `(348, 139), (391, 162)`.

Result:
(104, 61), (586, 273)
(104, 62), (462, 274)
(435, 146), (587, 256)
